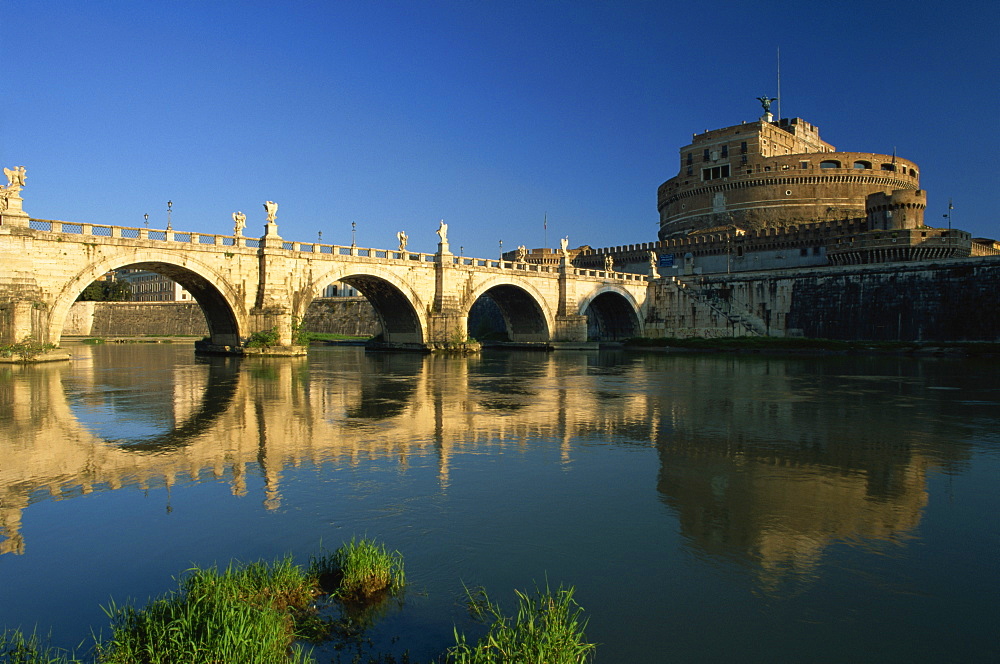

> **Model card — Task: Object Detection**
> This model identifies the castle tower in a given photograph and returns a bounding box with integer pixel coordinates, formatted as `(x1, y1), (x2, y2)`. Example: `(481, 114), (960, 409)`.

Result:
(657, 111), (920, 240)
(865, 190), (926, 231)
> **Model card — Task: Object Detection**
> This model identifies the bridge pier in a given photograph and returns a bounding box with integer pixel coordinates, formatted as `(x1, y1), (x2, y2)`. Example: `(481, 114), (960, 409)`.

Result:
(0, 300), (38, 345)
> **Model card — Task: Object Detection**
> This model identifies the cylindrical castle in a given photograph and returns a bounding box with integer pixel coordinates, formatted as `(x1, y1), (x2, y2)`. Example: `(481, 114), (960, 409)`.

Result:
(657, 115), (920, 240)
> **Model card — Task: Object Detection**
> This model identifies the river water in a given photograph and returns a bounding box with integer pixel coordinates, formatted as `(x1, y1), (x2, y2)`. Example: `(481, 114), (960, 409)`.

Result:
(1, 344), (997, 662)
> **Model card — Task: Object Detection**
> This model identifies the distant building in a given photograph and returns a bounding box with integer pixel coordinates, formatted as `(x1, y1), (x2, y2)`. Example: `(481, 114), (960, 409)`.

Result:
(574, 104), (998, 276)
(114, 269), (191, 302)
(657, 112), (920, 240)
(321, 280), (360, 297)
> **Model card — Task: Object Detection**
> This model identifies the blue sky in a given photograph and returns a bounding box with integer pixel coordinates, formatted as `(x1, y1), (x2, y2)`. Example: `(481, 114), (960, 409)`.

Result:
(5, 0), (998, 259)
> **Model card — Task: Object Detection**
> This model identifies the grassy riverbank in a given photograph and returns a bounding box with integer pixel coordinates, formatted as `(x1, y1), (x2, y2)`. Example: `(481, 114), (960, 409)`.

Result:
(0, 538), (595, 664)
(624, 336), (1000, 356)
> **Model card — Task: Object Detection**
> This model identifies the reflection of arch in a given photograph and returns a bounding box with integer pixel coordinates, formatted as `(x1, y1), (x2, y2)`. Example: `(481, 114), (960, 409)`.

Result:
(49, 252), (245, 346)
(307, 266), (427, 345)
(105, 356), (241, 453)
(466, 278), (552, 343)
(579, 287), (642, 341)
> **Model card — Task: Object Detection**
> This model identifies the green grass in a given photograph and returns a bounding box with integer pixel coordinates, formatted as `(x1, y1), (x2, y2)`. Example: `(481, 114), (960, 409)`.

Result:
(97, 556), (317, 664)
(445, 584), (596, 664)
(303, 332), (371, 342)
(0, 338), (57, 361)
(0, 629), (82, 664)
(310, 537), (406, 604)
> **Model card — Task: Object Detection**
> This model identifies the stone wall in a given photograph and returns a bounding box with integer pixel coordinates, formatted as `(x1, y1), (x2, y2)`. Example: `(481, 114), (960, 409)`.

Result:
(301, 297), (380, 337)
(64, 297), (381, 338)
(64, 301), (210, 336)
(647, 256), (1000, 342)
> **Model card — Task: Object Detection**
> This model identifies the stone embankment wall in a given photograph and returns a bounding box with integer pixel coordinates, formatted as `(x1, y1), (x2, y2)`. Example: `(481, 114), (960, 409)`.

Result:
(65, 298), (380, 338)
(65, 302), (210, 336)
(647, 256), (1000, 342)
(300, 297), (380, 337)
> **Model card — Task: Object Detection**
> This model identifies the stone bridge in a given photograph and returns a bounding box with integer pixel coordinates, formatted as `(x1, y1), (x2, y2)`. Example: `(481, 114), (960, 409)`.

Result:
(0, 188), (653, 351)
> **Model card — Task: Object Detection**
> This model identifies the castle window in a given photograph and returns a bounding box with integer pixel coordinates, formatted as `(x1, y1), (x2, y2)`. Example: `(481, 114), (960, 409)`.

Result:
(740, 141), (747, 154)
(721, 145), (729, 157)
(703, 149), (710, 162)
(881, 163), (896, 172)
(701, 164), (730, 181)
(800, 161), (809, 169)
(686, 153), (692, 165)
(853, 160), (872, 169)
(909, 168), (916, 177)
(686, 166), (693, 176)
(820, 160), (841, 169)
(741, 155), (748, 165)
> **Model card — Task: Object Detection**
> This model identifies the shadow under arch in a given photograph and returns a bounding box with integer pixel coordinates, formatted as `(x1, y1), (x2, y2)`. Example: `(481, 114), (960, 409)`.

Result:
(128, 261), (241, 345)
(466, 281), (551, 343)
(305, 267), (427, 347)
(49, 254), (245, 347)
(75, 354), (243, 454)
(581, 288), (642, 341)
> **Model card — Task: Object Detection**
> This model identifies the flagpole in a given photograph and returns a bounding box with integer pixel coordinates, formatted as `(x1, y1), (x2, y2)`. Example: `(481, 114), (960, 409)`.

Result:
(544, 213), (548, 249)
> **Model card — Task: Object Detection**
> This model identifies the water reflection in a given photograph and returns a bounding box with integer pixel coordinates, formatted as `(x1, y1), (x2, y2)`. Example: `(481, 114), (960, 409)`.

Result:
(0, 346), (983, 597)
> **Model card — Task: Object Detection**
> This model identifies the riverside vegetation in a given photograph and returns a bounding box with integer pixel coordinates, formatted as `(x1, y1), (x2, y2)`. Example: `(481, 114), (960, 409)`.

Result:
(0, 538), (596, 664)
(0, 337), (57, 362)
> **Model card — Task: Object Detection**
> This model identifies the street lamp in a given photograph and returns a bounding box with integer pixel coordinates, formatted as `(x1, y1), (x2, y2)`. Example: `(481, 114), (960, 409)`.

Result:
(143, 213), (149, 228)
(351, 221), (356, 247)
(166, 200), (173, 231)
(499, 239), (503, 263)
(317, 231), (322, 244)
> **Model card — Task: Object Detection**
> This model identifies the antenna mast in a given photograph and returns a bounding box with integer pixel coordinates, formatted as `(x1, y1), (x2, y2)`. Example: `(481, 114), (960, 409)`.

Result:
(776, 47), (781, 121)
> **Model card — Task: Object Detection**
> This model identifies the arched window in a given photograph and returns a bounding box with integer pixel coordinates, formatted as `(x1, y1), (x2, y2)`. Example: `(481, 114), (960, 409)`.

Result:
(881, 163), (896, 172)
(820, 160), (841, 169)
(853, 160), (872, 169)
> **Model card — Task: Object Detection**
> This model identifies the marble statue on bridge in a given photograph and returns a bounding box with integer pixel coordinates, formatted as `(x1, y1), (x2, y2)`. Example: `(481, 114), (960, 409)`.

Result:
(264, 200), (278, 222)
(516, 245), (527, 262)
(3, 166), (26, 189)
(232, 211), (246, 236)
(604, 254), (614, 272)
(397, 231), (408, 252)
(436, 219), (448, 243)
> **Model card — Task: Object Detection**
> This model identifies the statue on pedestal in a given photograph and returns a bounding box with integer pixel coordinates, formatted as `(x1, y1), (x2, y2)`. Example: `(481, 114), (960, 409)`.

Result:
(232, 211), (247, 236)
(396, 231), (408, 252)
(648, 251), (660, 279)
(3, 166), (26, 189)
(263, 200), (278, 222)
(1, 166), (26, 214)
(436, 219), (448, 244)
(604, 254), (614, 272)
(516, 245), (527, 262)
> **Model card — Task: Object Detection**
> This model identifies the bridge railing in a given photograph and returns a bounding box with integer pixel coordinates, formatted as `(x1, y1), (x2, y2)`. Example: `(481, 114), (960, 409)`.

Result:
(27, 219), (649, 282)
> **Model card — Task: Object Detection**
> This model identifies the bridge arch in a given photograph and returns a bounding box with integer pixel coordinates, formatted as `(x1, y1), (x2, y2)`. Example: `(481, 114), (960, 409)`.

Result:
(465, 276), (553, 343)
(578, 286), (643, 341)
(48, 251), (246, 346)
(305, 265), (429, 346)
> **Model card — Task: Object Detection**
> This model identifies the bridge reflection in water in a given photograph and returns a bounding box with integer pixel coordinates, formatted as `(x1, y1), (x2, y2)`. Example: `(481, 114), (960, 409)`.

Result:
(0, 344), (968, 593)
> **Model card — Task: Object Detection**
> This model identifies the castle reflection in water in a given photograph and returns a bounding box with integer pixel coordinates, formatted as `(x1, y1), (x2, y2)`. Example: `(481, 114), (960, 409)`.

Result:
(0, 344), (973, 589)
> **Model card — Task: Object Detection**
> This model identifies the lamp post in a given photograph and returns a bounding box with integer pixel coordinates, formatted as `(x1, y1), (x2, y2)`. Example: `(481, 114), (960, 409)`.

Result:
(143, 213), (149, 228)
(351, 221), (356, 247)
(317, 231), (322, 244)
(499, 239), (503, 265)
(166, 200), (173, 231)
